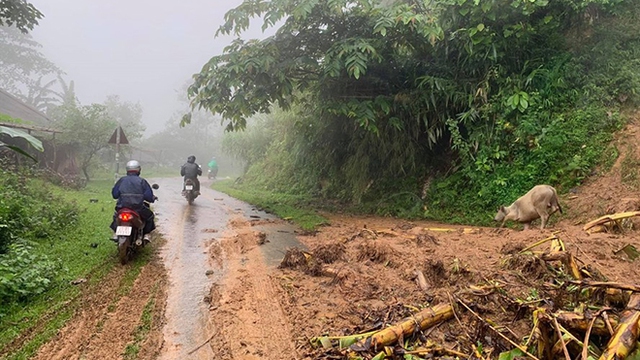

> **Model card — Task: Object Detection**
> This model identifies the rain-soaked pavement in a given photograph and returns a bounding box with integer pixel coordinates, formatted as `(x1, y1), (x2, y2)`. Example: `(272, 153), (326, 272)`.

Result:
(150, 177), (303, 359)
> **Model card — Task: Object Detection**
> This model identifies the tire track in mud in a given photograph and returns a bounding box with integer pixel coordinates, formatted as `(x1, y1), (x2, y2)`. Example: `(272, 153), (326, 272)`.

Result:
(205, 217), (299, 359)
(32, 250), (168, 360)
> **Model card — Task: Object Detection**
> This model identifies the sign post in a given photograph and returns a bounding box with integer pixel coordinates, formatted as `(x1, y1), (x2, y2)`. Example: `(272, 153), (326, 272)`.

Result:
(108, 126), (129, 183)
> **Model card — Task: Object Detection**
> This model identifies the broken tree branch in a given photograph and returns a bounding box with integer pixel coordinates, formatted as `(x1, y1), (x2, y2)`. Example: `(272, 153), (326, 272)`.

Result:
(570, 280), (640, 293)
(552, 316), (572, 360)
(556, 310), (619, 336)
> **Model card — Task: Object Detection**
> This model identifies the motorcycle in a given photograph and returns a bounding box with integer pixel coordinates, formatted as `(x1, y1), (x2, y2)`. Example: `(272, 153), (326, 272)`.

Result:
(182, 178), (198, 204)
(113, 184), (159, 265)
(207, 167), (218, 180)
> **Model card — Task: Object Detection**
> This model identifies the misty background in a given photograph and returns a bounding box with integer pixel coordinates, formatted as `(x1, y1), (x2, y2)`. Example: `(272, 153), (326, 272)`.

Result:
(29, 0), (258, 135)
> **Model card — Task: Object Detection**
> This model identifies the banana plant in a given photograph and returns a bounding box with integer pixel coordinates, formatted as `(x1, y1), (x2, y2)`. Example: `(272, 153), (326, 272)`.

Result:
(0, 125), (44, 161)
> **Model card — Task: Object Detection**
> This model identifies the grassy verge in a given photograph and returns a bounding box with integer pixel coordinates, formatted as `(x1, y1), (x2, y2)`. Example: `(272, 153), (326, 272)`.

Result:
(0, 180), (152, 359)
(211, 180), (328, 231)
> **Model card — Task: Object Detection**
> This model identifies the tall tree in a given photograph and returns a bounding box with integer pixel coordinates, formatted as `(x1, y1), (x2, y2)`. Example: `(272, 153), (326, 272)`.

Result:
(0, 25), (61, 98)
(0, 0), (42, 33)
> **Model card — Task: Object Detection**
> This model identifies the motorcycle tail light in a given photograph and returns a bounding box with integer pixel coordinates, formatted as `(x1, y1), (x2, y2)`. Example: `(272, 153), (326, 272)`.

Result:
(119, 212), (133, 222)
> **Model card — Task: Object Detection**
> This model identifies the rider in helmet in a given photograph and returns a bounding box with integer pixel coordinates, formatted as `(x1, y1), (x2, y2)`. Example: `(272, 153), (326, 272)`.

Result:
(180, 155), (202, 194)
(110, 160), (157, 241)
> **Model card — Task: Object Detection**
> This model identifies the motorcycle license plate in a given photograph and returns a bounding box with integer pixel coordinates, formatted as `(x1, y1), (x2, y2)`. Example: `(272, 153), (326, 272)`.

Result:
(185, 185), (193, 190)
(115, 226), (132, 236)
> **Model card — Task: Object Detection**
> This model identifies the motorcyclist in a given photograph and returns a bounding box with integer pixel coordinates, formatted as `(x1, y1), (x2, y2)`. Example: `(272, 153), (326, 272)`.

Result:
(180, 155), (202, 195)
(110, 160), (157, 241)
(207, 157), (218, 179)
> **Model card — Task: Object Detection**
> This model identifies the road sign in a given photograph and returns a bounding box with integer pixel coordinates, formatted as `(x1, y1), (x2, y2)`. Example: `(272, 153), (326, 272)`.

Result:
(108, 126), (129, 145)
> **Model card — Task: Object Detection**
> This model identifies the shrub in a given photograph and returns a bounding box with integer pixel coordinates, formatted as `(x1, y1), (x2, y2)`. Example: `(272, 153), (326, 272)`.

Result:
(0, 241), (59, 304)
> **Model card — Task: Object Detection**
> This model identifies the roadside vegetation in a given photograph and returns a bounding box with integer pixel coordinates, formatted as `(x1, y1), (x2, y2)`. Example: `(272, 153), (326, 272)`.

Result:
(197, 0), (639, 226)
(0, 170), (154, 359)
(212, 179), (328, 231)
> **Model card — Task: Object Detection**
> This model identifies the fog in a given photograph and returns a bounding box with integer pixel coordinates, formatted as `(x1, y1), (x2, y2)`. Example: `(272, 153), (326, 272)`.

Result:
(29, 0), (264, 135)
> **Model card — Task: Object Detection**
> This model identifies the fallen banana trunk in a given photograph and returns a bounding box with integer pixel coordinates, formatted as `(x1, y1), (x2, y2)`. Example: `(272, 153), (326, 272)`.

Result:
(555, 311), (620, 336)
(599, 294), (640, 360)
(583, 211), (640, 233)
(352, 303), (454, 351)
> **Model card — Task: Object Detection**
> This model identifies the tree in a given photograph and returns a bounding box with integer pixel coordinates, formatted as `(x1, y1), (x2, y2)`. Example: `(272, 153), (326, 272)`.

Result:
(52, 104), (117, 181)
(103, 95), (145, 141)
(0, 0), (42, 33)
(18, 76), (59, 112)
(0, 25), (61, 99)
(187, 0), (637, 214)
(143, 109), (222, 167)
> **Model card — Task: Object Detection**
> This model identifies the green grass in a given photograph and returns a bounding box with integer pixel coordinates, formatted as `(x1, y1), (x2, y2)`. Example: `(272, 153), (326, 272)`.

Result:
(0, 180), (153, 359)
(211, 180), (328, 231)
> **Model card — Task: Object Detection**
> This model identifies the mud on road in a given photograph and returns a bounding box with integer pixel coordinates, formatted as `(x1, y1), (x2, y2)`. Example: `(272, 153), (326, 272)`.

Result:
(27, 172), (640, 359)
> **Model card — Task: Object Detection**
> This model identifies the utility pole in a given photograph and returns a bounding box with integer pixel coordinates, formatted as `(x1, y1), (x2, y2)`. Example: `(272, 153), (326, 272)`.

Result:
(108, 126), (129, 183)
(115, 124), (120, 183)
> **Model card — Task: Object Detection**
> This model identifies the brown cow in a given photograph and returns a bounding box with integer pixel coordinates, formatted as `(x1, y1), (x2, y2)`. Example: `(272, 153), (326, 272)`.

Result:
(494, 185), (563, 230)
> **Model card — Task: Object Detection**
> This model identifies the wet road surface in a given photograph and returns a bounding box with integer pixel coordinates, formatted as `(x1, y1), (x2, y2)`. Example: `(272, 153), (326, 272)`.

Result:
(150, 177), (302, 359)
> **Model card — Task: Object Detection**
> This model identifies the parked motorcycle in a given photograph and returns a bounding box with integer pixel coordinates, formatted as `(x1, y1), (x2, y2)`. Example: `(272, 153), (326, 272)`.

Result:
(182, 178), (198, 204)
(113, 184), (159, 265)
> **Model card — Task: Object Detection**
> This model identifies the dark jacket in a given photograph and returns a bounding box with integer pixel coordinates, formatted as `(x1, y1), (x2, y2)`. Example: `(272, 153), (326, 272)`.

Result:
(180, 162), (202, 178)
(112, 173), (155, 210)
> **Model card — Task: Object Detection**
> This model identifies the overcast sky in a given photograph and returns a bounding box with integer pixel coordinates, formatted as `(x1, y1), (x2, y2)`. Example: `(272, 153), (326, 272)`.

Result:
(30, 0), (265, 135)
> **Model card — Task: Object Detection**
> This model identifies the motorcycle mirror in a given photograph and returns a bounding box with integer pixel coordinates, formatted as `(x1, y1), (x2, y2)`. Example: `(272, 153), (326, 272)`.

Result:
(152, 184), (159, 189)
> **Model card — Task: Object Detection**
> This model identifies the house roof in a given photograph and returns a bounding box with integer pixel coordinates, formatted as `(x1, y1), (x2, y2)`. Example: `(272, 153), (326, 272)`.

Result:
(0, 88), (51, 125)
(0, 121), (62, 134)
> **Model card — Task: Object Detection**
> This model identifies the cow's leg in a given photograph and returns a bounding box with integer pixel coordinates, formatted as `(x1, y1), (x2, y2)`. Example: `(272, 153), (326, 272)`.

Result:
(523, 222), (530, 230)
(539, 211), (550, 229)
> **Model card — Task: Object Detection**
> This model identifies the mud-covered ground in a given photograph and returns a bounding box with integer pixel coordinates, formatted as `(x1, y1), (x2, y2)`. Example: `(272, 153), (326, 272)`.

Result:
(24, 116), (640, 360)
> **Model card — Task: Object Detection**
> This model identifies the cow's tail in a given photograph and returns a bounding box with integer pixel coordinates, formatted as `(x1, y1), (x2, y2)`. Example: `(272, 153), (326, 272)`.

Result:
(554, 189), (563, 214)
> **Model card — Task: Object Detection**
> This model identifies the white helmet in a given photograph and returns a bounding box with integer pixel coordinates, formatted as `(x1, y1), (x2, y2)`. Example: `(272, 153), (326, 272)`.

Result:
(126, 160), (141, 174)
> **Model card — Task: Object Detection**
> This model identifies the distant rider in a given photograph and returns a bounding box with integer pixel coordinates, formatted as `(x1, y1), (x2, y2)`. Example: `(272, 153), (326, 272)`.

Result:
(110, 160), (156, 241)
(208, 157), (218, 179)
(181, 155), (202, 194)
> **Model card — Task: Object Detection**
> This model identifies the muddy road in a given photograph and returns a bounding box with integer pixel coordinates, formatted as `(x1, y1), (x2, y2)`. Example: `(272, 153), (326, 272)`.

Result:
(153, 177), (301, 359)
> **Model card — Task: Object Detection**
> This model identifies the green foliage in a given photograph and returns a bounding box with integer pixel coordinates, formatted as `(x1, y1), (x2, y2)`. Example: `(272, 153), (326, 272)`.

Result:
(51, 103), (118, 180)
(0, 169), (77, 253)
(0, 241), (58, 303)
(0, 113), (25, 124)
(212, 180), (328, 231)
(0, 0), (43, 33)
(0, 124), (44, 161)
(197, 0), (640, 224)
